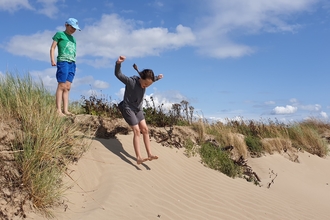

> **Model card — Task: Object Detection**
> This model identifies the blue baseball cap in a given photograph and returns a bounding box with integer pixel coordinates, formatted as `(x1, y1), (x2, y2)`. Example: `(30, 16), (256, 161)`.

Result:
(66, 18), (81, 31)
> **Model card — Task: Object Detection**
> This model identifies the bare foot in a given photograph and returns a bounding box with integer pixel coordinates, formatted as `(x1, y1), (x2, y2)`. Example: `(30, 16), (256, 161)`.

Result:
(148, 155), (158, 161)
(64, 112), (75, 116)
(137, 158), (148, 165)
(57, 111), (66, 117)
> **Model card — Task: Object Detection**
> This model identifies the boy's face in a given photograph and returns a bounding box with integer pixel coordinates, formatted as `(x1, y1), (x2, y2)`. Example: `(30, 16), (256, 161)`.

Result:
(140, 78), (153, 89)
(65, 24), (76, 35)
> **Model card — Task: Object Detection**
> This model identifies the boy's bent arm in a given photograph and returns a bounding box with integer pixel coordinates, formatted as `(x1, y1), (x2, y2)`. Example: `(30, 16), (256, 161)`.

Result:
(50, 41), (57, 66)
(114, 62), (132, 85)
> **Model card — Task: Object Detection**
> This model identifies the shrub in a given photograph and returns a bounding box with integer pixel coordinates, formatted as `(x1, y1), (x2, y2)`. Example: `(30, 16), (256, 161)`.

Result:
(245, 135), (263, 157)
(199, 142), (241, 178)
(80, 93), (122, 119)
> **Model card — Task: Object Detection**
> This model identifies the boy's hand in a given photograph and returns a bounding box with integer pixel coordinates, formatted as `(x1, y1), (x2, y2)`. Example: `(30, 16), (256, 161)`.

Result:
(117, 55), (126, 64)
(158, 74), (163, 80)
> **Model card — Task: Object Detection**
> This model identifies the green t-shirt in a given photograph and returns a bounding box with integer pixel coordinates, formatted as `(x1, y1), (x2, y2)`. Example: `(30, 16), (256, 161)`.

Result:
(52, 31), (76, 62)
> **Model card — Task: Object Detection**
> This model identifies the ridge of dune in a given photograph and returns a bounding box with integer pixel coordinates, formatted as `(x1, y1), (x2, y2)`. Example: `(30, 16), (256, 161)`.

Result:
(27, 133), (330, 220)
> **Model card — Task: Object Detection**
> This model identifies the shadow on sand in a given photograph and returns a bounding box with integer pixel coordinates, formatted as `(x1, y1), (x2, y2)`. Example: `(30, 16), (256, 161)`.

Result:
(96, 137), (150, 171)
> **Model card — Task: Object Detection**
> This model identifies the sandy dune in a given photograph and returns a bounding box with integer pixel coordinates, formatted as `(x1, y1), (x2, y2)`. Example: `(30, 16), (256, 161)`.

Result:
(27, 133), (330, 220)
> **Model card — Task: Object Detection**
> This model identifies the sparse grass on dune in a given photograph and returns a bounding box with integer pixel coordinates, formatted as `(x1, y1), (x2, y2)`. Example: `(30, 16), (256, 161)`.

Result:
(287, 121), (328, 157)
(0, 73), (88, 218)
(205, 118), (329, 157)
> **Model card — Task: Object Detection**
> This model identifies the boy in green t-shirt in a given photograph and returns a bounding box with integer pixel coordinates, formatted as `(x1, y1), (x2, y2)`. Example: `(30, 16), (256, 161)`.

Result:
(50, 18), (81, 116)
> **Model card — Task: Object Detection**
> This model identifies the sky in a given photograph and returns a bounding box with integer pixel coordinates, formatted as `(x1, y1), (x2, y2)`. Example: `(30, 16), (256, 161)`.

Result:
(0, 0), (330, 123)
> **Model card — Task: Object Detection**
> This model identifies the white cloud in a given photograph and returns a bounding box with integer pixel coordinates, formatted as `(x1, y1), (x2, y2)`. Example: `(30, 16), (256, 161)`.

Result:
(29, 68), (106, 93)
(2, 0), (320, 63)
(320, 111), (328, 119)
(4, 14), (195, 67)
(290, 98), (299, 104)
(272, 105), (297, 115)
(81, 57), (113, 69)
(144, 94), (173, 111)
(93, 80), (109, 89)
(149, 1), (164, 8)
(265, 101), (275, 105)
(300, 104), (322, 111)
(29, 68), (57, 92)
(193, 0), (318, 58)
(72, 75), (95, 88)
(78, 14), (195, 59)
(5, 30), (55, 63)
(0, 0), (59, 17)
(115, 87), (186, 111)
(115, 88), (125, 100)
(83, 89), (102, 99)
(144, 89), (189, 112)
(36, 0), (59, 18)
(0, 0), (33, 12)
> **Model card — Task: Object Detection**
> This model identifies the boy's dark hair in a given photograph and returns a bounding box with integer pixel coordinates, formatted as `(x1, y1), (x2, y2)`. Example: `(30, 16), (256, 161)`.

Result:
(133, 63), (155, 81)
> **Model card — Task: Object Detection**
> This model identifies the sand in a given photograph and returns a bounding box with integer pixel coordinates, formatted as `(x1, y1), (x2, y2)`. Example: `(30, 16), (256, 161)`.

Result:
(27, 133), (330, 220)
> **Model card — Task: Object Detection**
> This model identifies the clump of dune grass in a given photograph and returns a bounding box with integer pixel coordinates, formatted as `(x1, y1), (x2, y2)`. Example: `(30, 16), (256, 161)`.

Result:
(287, 121), (328, 157)
(183, 138), (198, 157)
(191, 119), (206, 144)
(199, 142), (241, 177)
(0, 73), (87, 218)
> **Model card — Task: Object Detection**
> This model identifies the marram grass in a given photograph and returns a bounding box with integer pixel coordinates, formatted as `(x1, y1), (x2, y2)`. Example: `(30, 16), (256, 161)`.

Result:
(0, 72), (87, 217)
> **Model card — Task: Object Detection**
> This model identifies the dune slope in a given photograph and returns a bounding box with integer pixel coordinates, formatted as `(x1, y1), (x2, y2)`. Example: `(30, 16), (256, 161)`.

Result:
(27, 134), (330, 220)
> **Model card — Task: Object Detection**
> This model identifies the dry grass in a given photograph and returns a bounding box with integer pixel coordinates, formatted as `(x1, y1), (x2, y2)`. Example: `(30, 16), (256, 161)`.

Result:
(0, 73), (88, 218)
(261, 138), (293, 154)
(188, 117), (329, 171)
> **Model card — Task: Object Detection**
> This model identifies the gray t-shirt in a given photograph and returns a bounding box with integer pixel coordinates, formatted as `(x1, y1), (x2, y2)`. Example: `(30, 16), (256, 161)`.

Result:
(115, 63), (146, 112)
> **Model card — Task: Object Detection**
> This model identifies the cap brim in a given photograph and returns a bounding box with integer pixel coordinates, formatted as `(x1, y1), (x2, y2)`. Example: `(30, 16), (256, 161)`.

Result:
(73, 26), (81, 31)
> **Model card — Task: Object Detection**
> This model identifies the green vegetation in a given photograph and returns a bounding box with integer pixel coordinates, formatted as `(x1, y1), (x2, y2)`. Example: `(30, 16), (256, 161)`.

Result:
(245, 135), (263, 157)
(200, 142), (241, 177)
(184, 138), (198, 157)
(0, 73), (88, 218)
(80, 93), (122, 118)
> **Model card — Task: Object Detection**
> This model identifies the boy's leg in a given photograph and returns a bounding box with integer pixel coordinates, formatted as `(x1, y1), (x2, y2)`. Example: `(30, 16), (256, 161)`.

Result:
(62, 81), (72, 115)
(121, 108), (148, 164)
(56, 61), (69, 116)
(139, 119), (158, 161)
(131, 124), (148, 164)
(56, 83), (65, 116)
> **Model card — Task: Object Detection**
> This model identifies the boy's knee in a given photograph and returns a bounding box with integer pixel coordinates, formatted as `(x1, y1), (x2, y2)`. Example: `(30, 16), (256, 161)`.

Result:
(140, 127), (148, 134)
(58, 83), (66, 90)
(65, 82), (72, 91)
(132, 128), (141, 135)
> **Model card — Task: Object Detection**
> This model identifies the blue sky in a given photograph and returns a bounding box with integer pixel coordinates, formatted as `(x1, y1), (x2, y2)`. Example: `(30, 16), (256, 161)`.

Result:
(1, 0), (329, 122)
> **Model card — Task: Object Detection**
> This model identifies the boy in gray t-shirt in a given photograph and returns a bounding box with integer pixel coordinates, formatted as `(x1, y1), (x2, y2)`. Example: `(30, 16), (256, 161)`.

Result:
(115, 55), (163, 165)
